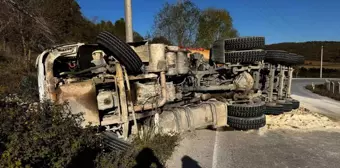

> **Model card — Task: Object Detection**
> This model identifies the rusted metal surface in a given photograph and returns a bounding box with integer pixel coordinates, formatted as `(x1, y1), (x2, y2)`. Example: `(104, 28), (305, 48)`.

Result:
(158, 100), (227, 133)
(268, 65), (275, 102)
(177, 50), (190, 74)
(148, 44), (166, 72)
(165, 51), (177, 75)
(286, 67), (293, 97)
(278, 65), (285, 99)
(233, 71), (254, 91)
(116, 63), (129, 139)
(166, 82), (176, 102)
(135, 82), (160, 105)
(133, 72), (167, 112)
(128, 73), (158, 80)
(184, 84), (236, 92)
(56, 80), (99, 126)
(123, 67), (138, 132)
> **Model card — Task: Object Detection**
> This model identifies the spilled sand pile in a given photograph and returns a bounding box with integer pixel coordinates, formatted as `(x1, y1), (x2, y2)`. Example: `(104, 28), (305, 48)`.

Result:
(263, 107), (340, 131)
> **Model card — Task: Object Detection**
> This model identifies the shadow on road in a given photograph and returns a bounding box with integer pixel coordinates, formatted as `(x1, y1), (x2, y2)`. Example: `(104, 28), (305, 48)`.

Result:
(133, 148), (163, 168)
(181, 155), (201, 168)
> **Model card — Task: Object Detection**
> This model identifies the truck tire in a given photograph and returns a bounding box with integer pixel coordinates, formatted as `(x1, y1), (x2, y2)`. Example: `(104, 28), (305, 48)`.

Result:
(291, 99), (300, 109)
(96, 31), (144, 74)
(265, 50), (287, 65)
(228, 102), (265, 118)
(227, 115), (266, 130)
(264, 104), (284, 115)
(101, 132), (131, 151)
(277, 100), (293, 112)
(225, 37), (265, 50)
(265, 50), (305, 66)
(225, 49), (265, 64)
(285, 53), (304, 66)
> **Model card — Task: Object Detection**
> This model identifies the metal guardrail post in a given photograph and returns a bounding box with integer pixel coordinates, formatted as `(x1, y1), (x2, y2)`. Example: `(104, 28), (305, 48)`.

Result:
(286, 67), (293, 97)
(268, 64), (275, 102)
(278, 65), (284, 99)
(338, 82), (340, 94)
(331, 81), (335, 93)
(325, 79), (330, 91)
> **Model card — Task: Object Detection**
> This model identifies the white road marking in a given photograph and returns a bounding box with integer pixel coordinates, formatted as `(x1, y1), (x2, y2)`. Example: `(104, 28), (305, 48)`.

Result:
(212, 130), (219, 168)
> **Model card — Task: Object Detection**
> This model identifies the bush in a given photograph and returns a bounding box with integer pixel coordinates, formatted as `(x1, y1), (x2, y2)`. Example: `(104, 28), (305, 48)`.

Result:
(0, 102), (101, 168)
(95, 130), (179, 168)
(19, 73), (39, 102)
(0, 101), (180, 168)
(305, 84), (340, 101)
(0, 56), (36, 96)
(296, 67), (340, 78)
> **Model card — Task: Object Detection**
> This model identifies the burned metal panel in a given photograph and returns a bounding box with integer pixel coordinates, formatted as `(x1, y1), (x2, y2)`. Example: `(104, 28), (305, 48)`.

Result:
(135, 82), (160, 105)
(158, 101), (228, 133)
(36, 50), (50, 102)
(148, 44), (167, 72)
(56, 80), (100, 126)
(129, 41), (150, 62)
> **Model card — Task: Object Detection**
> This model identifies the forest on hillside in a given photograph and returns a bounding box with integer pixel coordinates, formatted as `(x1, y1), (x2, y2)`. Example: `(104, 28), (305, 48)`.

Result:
(266, 41), (340, 62)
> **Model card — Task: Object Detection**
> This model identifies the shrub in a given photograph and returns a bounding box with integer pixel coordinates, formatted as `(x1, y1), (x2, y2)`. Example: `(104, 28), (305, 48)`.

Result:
(19, 73), (39, 102)
(95, 130), (179, 168)
(0, 102), (101, 168)
(305, 84), (340, 101)
(0, 101), (180, 168)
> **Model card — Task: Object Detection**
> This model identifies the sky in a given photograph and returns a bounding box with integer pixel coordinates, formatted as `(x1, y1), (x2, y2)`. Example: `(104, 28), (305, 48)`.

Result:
(78, 0), (340, 44)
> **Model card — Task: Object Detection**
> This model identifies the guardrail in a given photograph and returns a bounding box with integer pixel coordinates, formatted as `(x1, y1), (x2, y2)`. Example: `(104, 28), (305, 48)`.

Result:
(324, 79), (340, 94)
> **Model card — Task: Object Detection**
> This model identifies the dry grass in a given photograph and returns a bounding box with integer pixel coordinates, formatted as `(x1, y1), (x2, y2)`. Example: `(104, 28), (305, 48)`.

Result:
(303, 60), (340, 69)
(305, 84), (340, 101)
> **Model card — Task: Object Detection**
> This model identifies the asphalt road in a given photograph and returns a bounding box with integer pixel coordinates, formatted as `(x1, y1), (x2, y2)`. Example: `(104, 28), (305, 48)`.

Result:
(167, 78), (340, 168)
(291, 78), (340, 120)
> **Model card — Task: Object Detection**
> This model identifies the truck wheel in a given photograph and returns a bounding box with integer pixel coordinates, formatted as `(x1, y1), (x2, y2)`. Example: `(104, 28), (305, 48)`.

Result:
(285, 53), (304, 66)
(277, 100), (293, 112)
(96, 31), (144, 74)
(291, 99), (300, 109)
(265, 50), (287, 65)
(228, 102), (265, 118)
(101, 131), (131, 151)
(227, 115), (266, 130)
(225, 37), (265, 50)
(264, 104), (284, 115)
(225, 49), (265, 64)
(265, 50), (305, 66)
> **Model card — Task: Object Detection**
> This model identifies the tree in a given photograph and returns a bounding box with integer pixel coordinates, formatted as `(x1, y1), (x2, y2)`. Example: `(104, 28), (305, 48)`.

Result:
(150, 36), (172, 45)
(95, 18), (144, 42)
(153, 1), (200, 47)
(196, 8), (238, 48)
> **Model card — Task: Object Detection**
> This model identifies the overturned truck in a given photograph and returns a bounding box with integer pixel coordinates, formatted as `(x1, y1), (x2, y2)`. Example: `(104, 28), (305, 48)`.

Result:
(36, 32), (303, 139)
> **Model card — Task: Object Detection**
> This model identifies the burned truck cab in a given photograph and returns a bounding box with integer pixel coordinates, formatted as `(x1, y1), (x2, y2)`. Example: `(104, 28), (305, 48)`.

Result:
(37, 32), (273, 138)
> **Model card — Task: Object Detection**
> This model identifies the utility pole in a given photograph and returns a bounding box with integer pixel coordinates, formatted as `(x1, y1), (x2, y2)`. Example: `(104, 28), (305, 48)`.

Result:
(124, 0), (133, 42)
(320, 45), (323, 78)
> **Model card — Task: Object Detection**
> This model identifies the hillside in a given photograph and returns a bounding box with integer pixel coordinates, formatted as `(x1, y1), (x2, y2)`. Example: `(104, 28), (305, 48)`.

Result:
(266, 41), (340, 62)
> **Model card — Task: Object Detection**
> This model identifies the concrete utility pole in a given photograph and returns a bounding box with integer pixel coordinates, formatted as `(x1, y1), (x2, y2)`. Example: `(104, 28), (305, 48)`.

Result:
(124, 0), (133, 42)
(320, 45), (323, 78)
